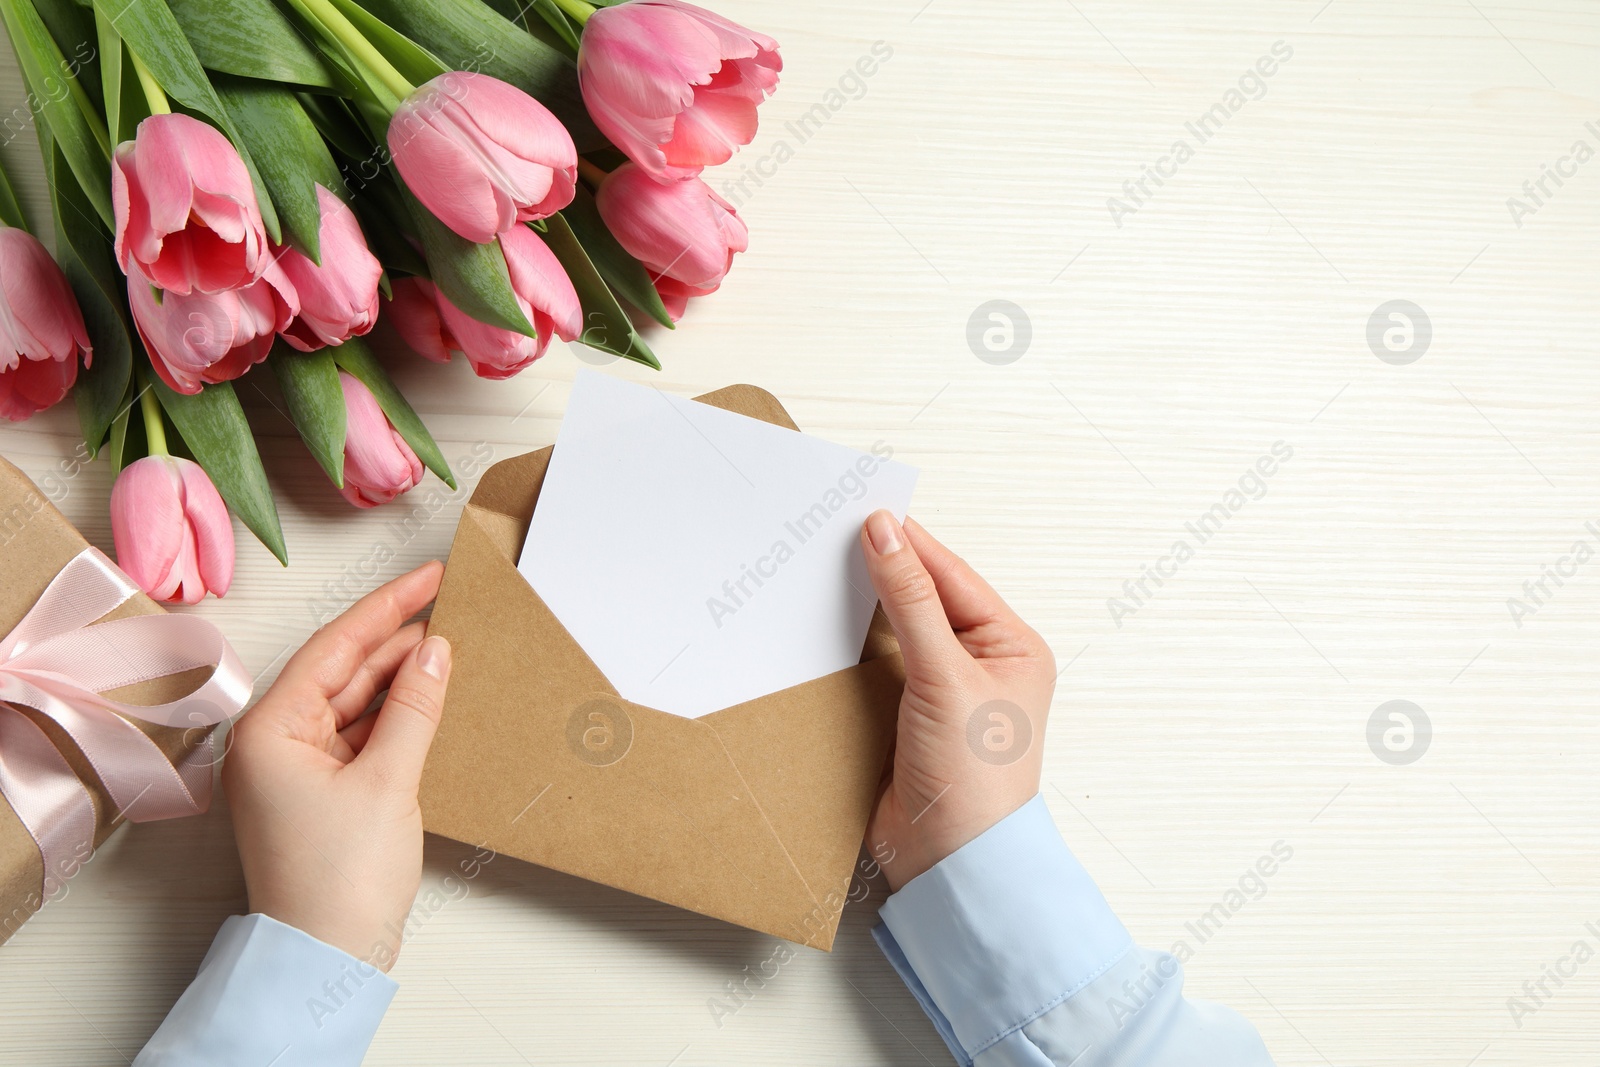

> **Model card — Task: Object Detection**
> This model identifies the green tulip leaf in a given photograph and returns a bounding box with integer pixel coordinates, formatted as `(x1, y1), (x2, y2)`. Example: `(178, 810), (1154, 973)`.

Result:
(330, 337), (455, 490)
(107, 381), (142, 472)
(325, 0), (448, 88)
(30, 0), (101, 106)
(350, 0), (600, 150)
(539, 215), (660, 370)
(401, 184), (535, 337)
(98, 24), (153, 146)
(0, 153), (26, 232)
(269, 342), (346, 487)
(36, 128), (134, 459)
(297, 90), (371, 163)
(562, 182), (673, 329)
(44, 139), (135, 458)
(473, 0), (570, 54)
(215, 76), (343, 263)
(149, 373), (287, 564)
(0, 0), (112, 226)
(165, 0), (336, 88)
(529, 0), (580, 55)
(94, 0), (283, 245)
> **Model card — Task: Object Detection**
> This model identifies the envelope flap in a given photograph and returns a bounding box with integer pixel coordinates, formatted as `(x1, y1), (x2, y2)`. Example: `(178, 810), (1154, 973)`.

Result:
(702, 654), (902, 926)
(464, 447), (551, 560)
(440, 505), (614, 696)
(694, 383), (800, 431)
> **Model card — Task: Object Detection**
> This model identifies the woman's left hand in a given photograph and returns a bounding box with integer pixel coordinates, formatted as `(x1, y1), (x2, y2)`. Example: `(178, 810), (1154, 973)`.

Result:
(222, 562), (452, 970)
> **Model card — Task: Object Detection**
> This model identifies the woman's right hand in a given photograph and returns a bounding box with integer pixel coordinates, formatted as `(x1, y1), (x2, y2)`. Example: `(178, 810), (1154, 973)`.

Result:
(858, 512), (1057, 892)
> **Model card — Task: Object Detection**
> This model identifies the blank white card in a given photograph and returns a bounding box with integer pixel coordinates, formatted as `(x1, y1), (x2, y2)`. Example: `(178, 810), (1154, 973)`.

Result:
(518, 370), (917, 718)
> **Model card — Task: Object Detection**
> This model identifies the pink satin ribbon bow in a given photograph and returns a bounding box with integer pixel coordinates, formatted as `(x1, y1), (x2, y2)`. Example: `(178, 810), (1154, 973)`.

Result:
(0, 547), (251, 904)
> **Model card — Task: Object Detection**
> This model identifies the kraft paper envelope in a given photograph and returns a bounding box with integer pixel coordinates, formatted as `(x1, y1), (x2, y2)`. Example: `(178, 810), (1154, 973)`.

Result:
(419, 384), (903, 950)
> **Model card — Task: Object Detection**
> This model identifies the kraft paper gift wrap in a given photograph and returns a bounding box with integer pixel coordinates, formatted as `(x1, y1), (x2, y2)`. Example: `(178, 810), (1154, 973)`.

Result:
(419, 385), (903, 949)
(0, 455), (244, 946)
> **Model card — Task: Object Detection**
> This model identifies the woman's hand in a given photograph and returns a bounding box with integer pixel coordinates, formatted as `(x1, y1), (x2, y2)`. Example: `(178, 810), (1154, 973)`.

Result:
(222, 562), (452, 969)
(860, 513), (1056, 892)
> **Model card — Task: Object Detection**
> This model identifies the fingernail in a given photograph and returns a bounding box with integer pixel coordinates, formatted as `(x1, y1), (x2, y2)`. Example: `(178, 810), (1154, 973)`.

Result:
(866, 511), (904, 555)
(418, 636), (451, 681)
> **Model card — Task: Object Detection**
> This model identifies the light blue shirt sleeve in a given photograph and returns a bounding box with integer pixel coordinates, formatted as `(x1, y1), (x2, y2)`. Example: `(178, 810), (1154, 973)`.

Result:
(874, 795), (1276, 1066)
(134, 913), (395, 1067)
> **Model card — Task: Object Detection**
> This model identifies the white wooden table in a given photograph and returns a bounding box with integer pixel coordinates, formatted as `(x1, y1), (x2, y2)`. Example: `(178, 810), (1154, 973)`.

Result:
(2, 2), (1598, 1063)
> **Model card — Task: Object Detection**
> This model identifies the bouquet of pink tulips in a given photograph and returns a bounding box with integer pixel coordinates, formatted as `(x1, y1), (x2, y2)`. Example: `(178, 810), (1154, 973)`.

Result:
(0, 0), (779, 601)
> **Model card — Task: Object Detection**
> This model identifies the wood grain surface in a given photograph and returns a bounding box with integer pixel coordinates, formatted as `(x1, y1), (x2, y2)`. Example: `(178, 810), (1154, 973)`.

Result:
(0, 2), (1597, 1063)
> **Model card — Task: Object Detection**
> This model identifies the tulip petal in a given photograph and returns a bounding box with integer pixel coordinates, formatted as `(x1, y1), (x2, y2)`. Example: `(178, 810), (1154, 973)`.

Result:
(582, 7), (716, 119)
(501, 226), (582, 342)
(385, 279), (454, 364)
(338, 371), (423, 507)
(175, 457), (234, 597)
(392, 115), (507, 244)
(0, 351), (76, 421)
(112, 147), (158, 282)
(110, 456), (185, 597)
(653, 280), (689, 323)
(135, 115), (208, 245)
(445, 74), (576, 179)
(663, 87), (760, 169)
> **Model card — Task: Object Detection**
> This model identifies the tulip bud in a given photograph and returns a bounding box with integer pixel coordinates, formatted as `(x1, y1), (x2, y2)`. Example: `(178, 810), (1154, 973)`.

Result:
(0, 228), (92, 421)
(338, 372), (423, 508)
(277, 186), (383, 352)
(388, 71), (577, 243)
(130, 263), (298, 395)
(594, 163), (747, 321)
(110, 455), (234, 604)
(579, 0), (781, 180)
(112, 113), (271, 295)
(386, 225), (580, 379)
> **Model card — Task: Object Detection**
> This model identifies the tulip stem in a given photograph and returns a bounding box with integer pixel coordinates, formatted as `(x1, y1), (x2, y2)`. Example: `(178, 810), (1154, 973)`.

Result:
(293, 0), (414, 107)
(552, 0), (595, 26)
(139, 384), (169, 457)
(576, 158), (609, 187)
(128, 51), (170, 116)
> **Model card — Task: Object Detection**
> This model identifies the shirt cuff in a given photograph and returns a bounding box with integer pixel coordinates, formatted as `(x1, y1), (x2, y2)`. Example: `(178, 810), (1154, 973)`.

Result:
(873, 794), (1133, 1063)
(135, 914), (395, 1067)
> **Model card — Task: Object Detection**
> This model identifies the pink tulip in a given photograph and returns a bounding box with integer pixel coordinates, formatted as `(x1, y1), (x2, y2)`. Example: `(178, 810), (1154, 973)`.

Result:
(387, 225), (580, 379)
(130, 264), (298, 395)
(578, 0), (780, 181)
(337, 372), (422, 508)
(594, 162), (747, 321)
(389, 72), (577, 243)
(0, 228), (91, 421)
(112, 113), (270, 296)
(277, 186), (382, 352)
(383, 277), (452, 364)
(110, 455), (234, 604)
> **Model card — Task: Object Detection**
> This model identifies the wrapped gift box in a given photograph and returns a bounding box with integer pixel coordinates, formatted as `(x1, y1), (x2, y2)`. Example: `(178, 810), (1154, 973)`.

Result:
(0, 455), (228, 946)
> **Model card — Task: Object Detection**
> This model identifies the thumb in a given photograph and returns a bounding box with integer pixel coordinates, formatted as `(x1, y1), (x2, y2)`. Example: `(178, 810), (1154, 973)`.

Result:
(359, 635), (452, 791)
(861, 511), (964, 676)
